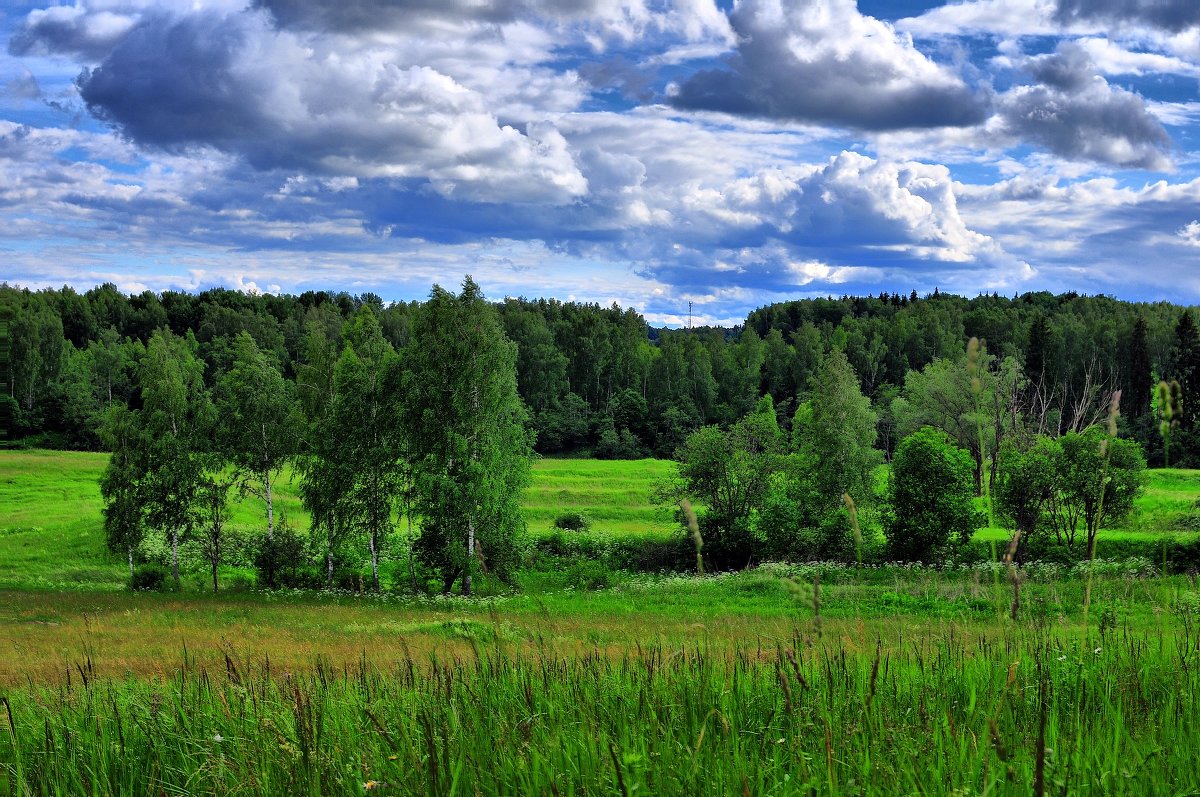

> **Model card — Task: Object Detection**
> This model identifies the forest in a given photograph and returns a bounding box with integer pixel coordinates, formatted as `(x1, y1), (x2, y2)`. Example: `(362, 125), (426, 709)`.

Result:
(2, 282), (1196, 464)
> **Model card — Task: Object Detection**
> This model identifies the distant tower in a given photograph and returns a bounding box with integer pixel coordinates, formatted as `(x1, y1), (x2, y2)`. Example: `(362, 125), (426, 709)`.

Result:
(688, 301), (693, 329)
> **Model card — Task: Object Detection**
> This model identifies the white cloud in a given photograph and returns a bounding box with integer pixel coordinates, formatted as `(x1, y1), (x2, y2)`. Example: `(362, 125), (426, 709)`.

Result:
(672, 0), (988, 130)
(1180, 220), (1200, 246)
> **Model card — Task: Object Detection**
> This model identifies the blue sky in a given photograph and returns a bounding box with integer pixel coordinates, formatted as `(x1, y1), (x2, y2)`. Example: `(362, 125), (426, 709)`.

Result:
(2, 0), (1199, 325)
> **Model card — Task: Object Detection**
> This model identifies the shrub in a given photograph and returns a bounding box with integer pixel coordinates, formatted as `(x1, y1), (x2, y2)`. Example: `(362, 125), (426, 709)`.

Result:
(885, 428), (984, 563)
(564, 559), (613, 590)
(130, 563), (176, 592)
(333, 567), (371, 592)
(553, 512), (592, 533)
(1168, 536), (1200, 573)
(253, 523), (308, 589)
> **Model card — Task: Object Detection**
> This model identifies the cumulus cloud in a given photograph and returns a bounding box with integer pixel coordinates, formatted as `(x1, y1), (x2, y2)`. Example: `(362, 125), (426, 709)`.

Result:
(7, 0), (1200, 315)
(958, 171), (1200, 294)
(258, 0), (642, 36)
(7, 4), (142, 60)
(1054, 0), (1200, 33)
(673, 0), (989, 130)
(997, 43), (1173, 169)
(899, 0), (1065, 38)
(1073, 37), (1200, 79)
(73, 9), (587, 203)
(1180, 220), (1200, 246)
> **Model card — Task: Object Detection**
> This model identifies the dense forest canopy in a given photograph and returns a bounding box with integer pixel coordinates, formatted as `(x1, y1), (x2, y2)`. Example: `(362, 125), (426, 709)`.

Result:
(0, 283), (1196, 466)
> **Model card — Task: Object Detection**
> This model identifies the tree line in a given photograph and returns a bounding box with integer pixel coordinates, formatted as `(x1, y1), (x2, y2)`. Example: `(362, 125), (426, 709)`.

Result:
(2, 284), (1196, 466)
(0, 281), (1194, 580)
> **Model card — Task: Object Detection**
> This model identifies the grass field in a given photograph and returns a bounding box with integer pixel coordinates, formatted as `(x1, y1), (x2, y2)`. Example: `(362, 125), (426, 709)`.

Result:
(4, 566), (1200, 794)
(2, 451), (1198, 591)
(0, 452), (680, 591)
(4, 452), (1200, 793)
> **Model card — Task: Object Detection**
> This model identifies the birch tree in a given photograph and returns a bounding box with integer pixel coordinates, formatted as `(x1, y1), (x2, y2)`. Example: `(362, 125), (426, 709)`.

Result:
(139, 330), (211, 588)
(217, 331), (297, 540)
(330, 308), (402, 592)
(403, 278), (532, 595)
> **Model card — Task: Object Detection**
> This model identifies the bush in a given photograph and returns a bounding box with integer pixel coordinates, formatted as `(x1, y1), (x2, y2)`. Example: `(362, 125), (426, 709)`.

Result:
(564, 559), (613, 590)
(885, 428), (984, 563)
(223, 572), (256, 593)
(553, 512), (592, 533)
(1168, 536), (1200, 573)
(333, 567), (371, 592)
(253, 523), (308, 589)
(130, 563), (176, 592)
(279, 566), (325, 590)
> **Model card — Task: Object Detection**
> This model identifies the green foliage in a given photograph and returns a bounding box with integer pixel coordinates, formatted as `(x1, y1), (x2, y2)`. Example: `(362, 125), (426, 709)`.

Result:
(324, 307), (404, 591)
(129, 563), (174, 592)
(107, 329), (213, 589)
(97, 404), (146, 575)
(563, 558), (613, 590)
(403, 278), (532, 594)
(552, 511), (592, 532)
(995, 435), (1059, 556)
(674, 396), (784, 568)
(1050, 427), (1147, 557)
(798, 347), (880, 509)
(252, 521), (308, 590)
(216, 331), (299, 539)
(885, 427), (984, 562)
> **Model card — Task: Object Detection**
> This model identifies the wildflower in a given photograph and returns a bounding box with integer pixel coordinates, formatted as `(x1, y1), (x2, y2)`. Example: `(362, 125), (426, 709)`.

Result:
(1094, 647), (1103, 655)
(212, 733), (223, 743)
(1057, 655), (1067, 662)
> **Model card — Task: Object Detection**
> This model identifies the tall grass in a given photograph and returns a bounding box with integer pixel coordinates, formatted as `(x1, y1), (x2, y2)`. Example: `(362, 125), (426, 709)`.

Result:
(3, 611), (1199, 796)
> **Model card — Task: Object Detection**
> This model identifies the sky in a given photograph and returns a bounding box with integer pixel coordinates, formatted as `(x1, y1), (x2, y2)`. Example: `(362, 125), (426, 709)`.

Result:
(1, 0), (1199, 325)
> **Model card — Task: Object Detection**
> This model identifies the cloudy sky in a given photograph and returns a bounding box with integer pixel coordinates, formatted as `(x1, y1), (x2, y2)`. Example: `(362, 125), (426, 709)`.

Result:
(2, 0), (1199, 324)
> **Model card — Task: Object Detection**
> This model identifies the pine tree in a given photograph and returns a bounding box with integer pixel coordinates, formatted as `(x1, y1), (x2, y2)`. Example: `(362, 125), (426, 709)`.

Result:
(1168, 310), (1200, 429)
(1166, 310), (1200, 465)
(1025, 312), (1049, 387)
(1127, 317), (1152, 419)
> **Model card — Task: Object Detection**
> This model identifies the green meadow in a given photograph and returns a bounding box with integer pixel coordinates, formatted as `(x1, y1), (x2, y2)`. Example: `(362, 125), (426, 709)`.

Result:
(4, 451), (1200, 794)
(0, 452), (680, 591)
(2, 451), (1198, 591)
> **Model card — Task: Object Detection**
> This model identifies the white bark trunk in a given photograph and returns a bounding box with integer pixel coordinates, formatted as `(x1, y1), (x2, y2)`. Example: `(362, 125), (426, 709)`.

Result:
(369, 530), (379, 592)
(407, 507), (416, 592)
(464, 519), (474, 596)
(266, 470), (274, 541)
(171, 530), (180, 588)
